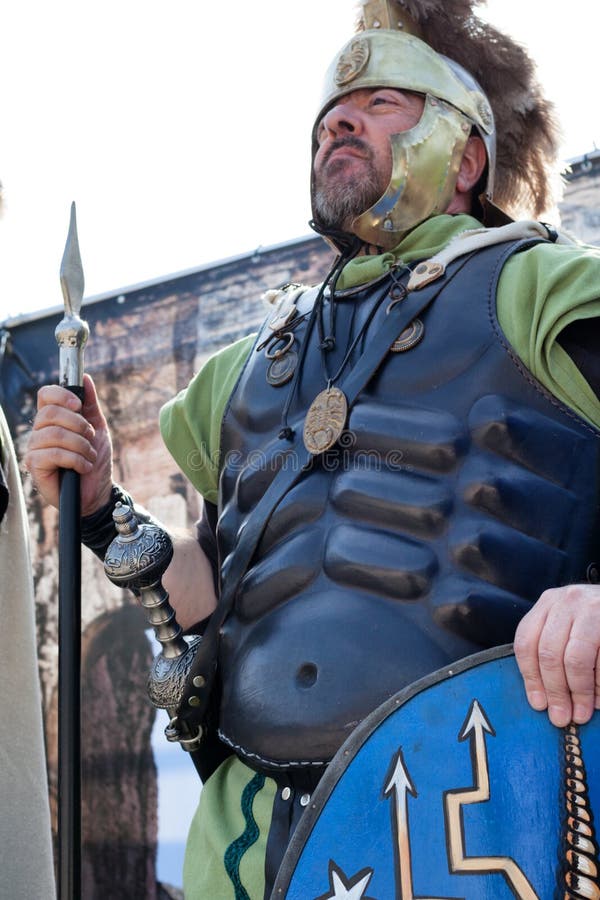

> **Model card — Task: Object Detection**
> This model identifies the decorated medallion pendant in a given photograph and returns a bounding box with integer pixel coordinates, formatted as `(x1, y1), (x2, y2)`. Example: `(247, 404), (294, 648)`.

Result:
(303, 387), (348, 455)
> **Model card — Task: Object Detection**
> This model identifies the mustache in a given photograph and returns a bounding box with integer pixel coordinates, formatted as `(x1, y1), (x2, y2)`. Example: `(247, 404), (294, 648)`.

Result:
(322, 135), (371, 167)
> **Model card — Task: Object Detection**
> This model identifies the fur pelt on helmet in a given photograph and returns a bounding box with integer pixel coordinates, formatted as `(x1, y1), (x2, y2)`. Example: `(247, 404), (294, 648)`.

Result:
(357, 0), (563, 219)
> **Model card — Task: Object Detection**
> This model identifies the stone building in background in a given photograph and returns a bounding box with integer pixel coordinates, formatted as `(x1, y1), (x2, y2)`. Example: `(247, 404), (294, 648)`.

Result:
(560, 149), (600, 245)
(0, 151), (598, 898)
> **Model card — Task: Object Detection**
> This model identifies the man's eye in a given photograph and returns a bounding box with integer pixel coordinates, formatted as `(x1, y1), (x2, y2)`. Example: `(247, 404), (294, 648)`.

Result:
(371, 94), (396, 107)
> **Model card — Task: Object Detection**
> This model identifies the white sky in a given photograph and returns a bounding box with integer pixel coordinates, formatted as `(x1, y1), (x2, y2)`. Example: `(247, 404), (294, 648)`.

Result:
(1, 0), (598, 323)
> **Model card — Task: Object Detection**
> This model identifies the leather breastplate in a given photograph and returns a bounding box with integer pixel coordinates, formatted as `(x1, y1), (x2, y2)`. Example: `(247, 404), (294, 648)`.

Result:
(215, 241), (600, 769)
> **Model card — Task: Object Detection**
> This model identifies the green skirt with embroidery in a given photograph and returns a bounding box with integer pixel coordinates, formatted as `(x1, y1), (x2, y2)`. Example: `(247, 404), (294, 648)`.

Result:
(183, 756), (277, 899)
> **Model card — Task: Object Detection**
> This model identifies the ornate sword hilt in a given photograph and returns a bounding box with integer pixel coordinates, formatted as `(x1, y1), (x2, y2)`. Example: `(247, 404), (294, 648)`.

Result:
(103, 502), (202, 751)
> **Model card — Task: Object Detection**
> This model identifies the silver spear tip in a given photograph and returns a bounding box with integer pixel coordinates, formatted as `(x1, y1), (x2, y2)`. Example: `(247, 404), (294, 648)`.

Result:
(59, 201), (84, 318)
(56, 202), (88, 387)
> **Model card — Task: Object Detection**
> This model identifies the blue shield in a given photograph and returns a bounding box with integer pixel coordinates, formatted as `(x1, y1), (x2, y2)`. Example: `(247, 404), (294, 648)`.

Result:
(273, 645), (600, 899)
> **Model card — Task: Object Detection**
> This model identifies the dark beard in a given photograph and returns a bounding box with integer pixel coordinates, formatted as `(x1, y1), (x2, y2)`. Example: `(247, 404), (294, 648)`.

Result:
(312, 137), (385, 232)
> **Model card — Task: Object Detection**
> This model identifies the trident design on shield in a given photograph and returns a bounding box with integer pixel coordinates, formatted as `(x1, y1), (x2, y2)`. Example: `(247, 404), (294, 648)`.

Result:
(317, 700), (600, 900)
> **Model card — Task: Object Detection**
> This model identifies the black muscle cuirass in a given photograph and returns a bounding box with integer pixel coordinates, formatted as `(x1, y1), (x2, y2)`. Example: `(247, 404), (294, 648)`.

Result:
(214, 240), (600, 770)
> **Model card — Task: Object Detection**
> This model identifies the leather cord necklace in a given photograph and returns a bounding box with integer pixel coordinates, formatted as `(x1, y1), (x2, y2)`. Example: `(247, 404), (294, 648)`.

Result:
(304, 264), (412, 454)
(276, 241), (362, 442)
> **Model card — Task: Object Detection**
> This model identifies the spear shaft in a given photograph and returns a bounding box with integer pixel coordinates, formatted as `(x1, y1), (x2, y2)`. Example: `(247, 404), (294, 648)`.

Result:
(55, 203), (88, 900)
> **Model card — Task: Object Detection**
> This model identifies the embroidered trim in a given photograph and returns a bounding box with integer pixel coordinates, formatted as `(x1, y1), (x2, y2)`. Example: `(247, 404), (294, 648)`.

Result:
(223, 771), (265, 900)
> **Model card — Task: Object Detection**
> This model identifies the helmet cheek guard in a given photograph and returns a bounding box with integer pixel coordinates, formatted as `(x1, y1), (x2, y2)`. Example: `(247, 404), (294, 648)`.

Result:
(311, 31), (496, 248)
(352, 95), (472, 250)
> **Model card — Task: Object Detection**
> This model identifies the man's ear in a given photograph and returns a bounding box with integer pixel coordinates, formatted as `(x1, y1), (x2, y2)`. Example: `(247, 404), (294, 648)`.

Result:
(456, 135), (487, 195)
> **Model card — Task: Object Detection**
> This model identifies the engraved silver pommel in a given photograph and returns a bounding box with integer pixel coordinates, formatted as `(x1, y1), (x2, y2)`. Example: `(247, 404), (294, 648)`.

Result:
(103, 503), (201, 725)
(104, 502), (175, 592)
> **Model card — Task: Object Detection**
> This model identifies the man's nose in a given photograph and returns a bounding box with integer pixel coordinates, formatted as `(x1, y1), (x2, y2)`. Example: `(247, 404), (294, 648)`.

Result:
(321, 101), (364, 138)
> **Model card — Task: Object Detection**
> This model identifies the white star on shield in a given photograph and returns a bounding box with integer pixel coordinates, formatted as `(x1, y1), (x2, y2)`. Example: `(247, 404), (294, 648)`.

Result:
(315, 860), (375, 900)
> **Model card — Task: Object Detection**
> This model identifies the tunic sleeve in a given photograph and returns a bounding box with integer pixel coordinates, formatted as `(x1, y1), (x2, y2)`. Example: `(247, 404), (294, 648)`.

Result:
(159, 334), (255, 504)
(497, 240), (600, 429)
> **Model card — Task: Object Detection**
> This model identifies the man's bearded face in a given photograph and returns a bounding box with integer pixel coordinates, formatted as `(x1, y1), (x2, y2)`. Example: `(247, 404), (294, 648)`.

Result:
(312, 135), (388, 233)
(312, 88), (425, 235)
